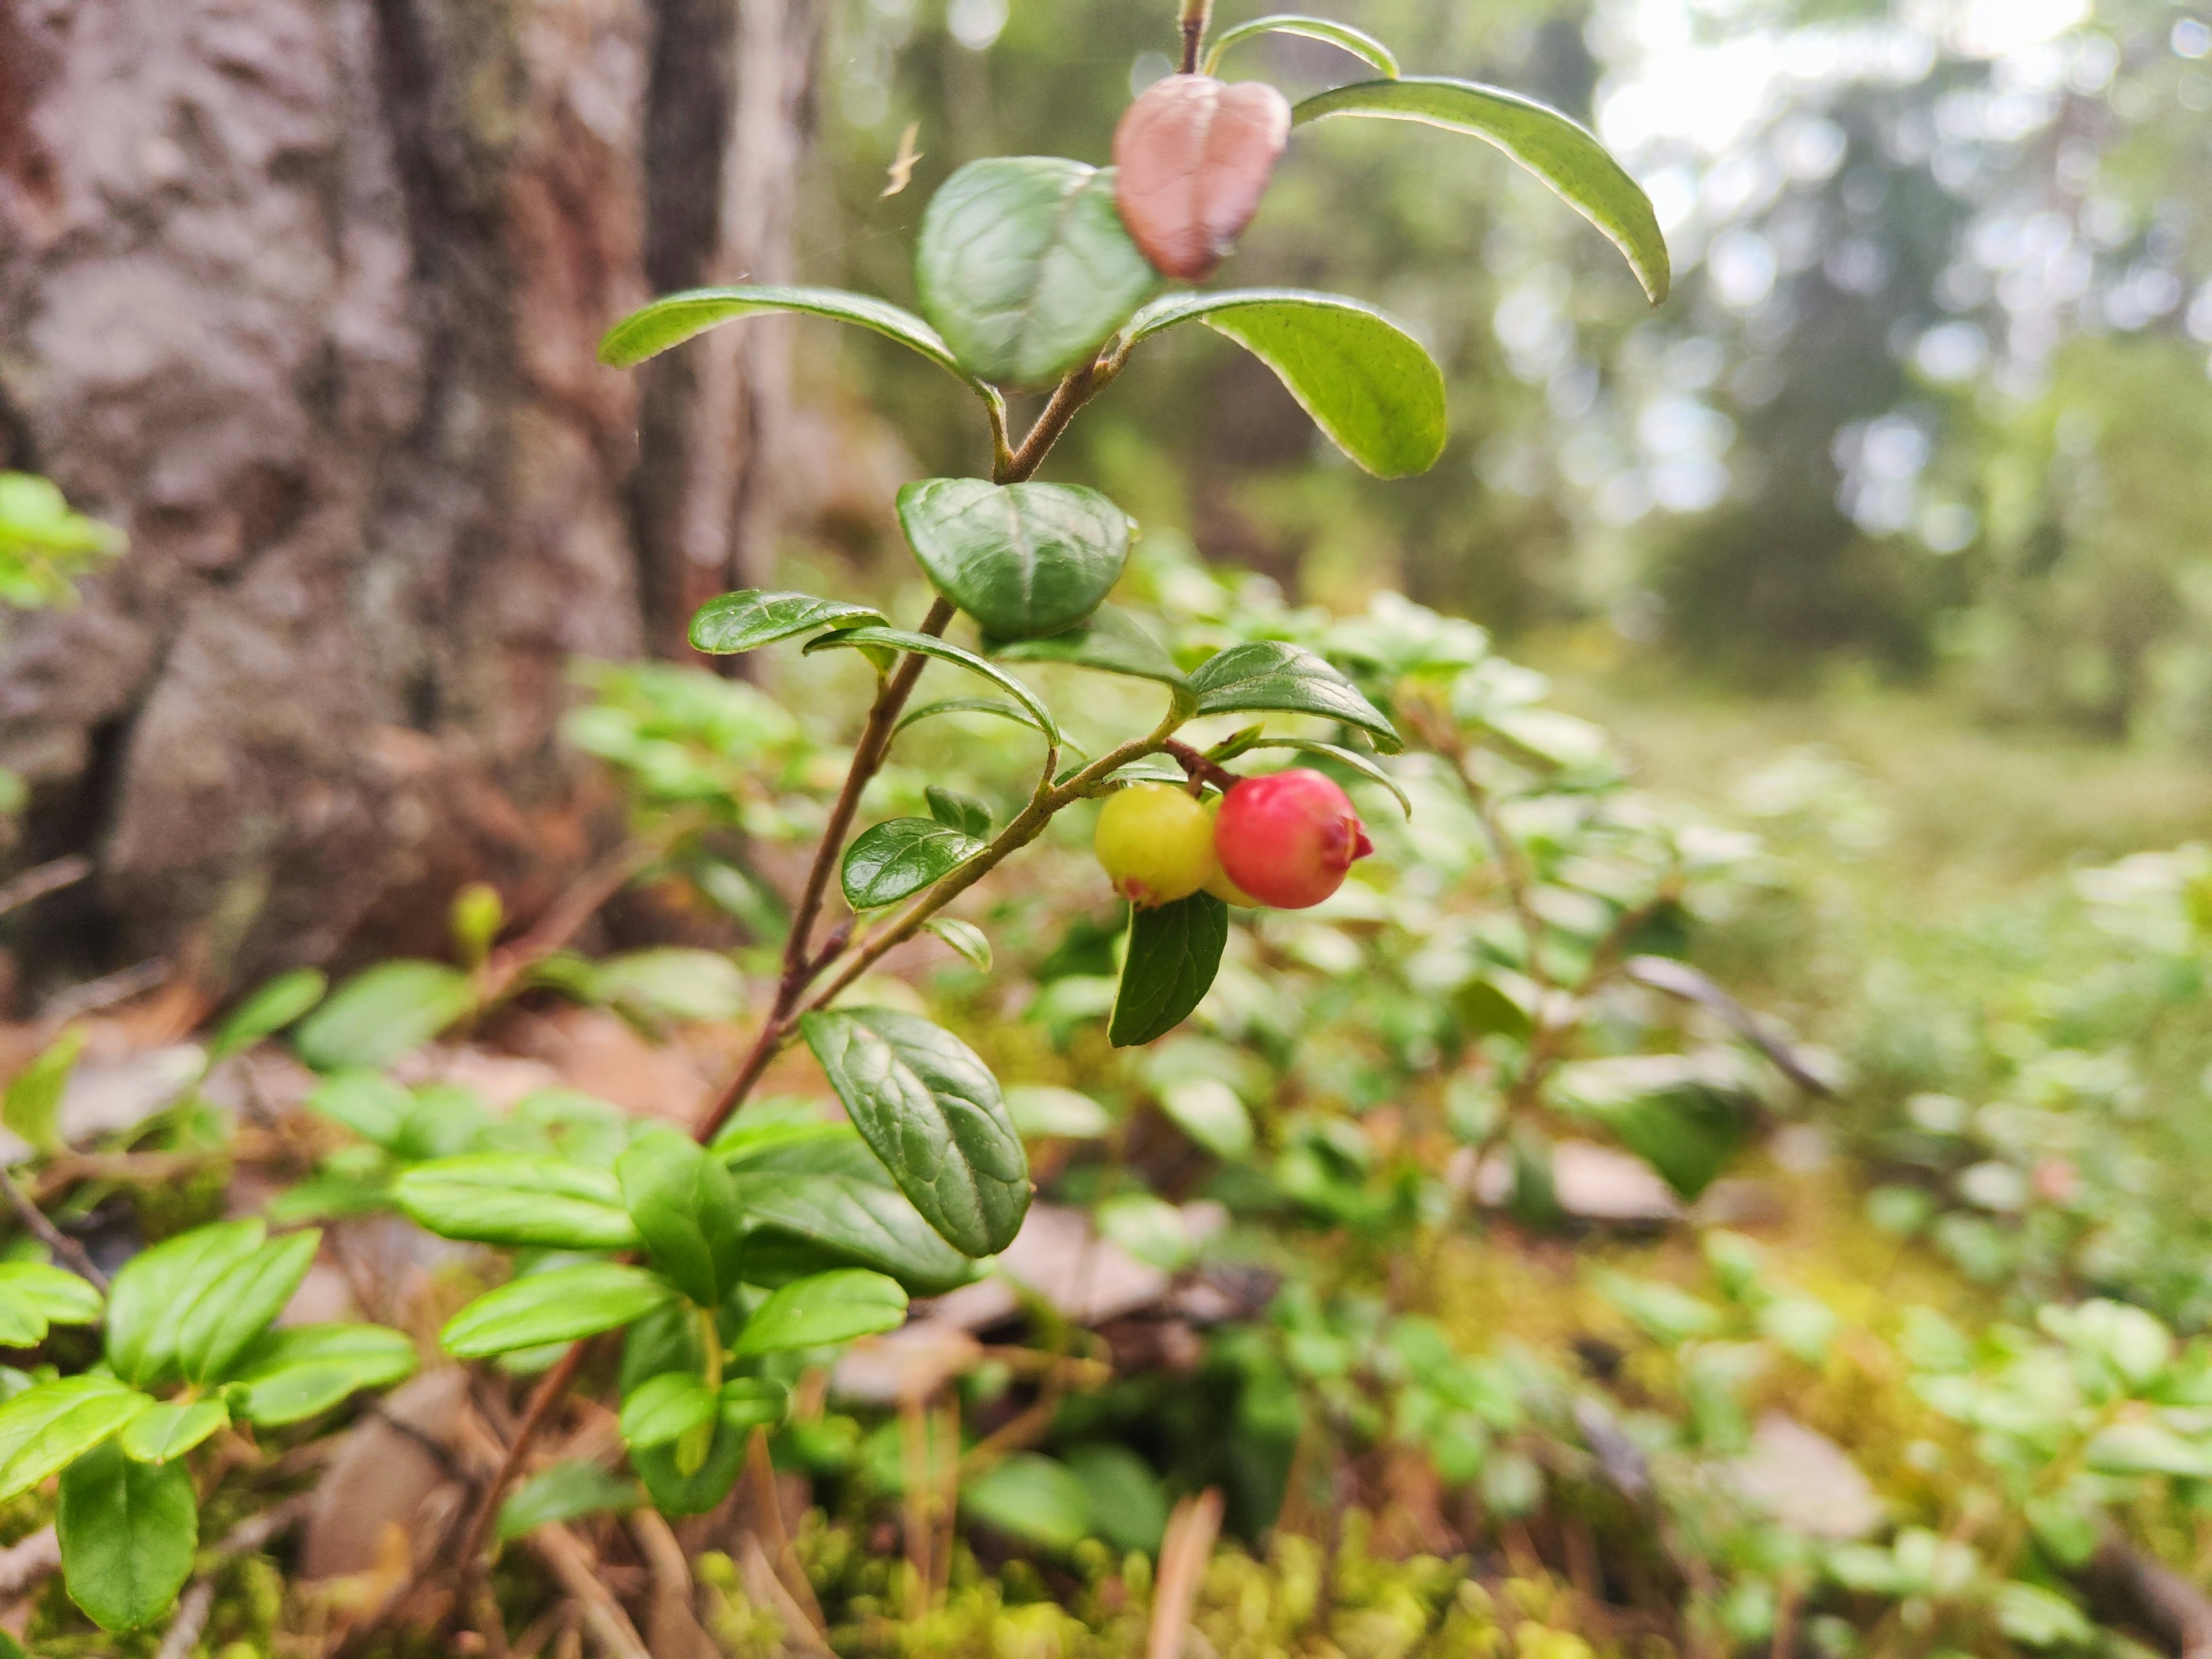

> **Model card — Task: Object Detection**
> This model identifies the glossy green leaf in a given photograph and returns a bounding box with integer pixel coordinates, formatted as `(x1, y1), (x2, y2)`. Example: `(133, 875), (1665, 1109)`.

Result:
(210, 968), (328, 1061)
(988, 603), (1189, 690)
(805, 626), (1059, 744)
(176, 1228), (321, 1384)
(105, 1220), (266, 1388)
(1293, 78), (1670, 304)
(1109, 894), (1230, 1048)
(229, 1323), (419, 1425)
(925, 917), (993, 971)
(1228, 737), (1411, 816)
(619, 1370), (718, 1451)
(441, 1264), (676, 1359)
(498, 1461), (641, 1543)
(1205, 13), (1399, 77)
(57, 1438), (195, 1632)
(118, 1400), (229, 1465)
(293, 960), (476, 1071)
(395, 1155), (641, 1251)
(4, 1027), (84, 1154)
(1187, 639), (1402, 750)
(961, 1452), (1093, 1550)
(799, 1008), (1031, 1256)
(689, 589), (887, 654)
(730, 1171), (979, 1296)
(734, 1268), (908, 1356)
(841, 818), (987, 911)
(0, 1287), (43, 1349)
(0, 1263), (100, 1327)
(925, 785), (993, 839)
(618, 1126), (745, 1308)
(916, 157), (1160, 386)
(897, 478), (1132, 641)
(599, 284), (993, 398)
(893, 695), (1056, 743)
(0, 1377), (154, 1502)
(1126, 289), (1445, 476)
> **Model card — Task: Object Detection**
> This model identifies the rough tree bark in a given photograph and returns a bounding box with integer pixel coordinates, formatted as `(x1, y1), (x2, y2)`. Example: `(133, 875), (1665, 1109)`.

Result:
(0, 0), (813, 991)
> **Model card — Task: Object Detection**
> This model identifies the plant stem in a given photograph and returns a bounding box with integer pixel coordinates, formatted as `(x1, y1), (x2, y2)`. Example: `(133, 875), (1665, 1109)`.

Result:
(1177, 0), (1214, 73)
(449, 1340), (589, 1617)
(1163, 737), (1238, 793)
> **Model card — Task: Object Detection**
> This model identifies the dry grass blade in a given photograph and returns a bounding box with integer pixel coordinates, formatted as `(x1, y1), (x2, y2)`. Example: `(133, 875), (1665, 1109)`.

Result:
(1146, 1488), (1223, 1659)
(525, 1523), (651, 1659)
(741, 1425), (828, 1637)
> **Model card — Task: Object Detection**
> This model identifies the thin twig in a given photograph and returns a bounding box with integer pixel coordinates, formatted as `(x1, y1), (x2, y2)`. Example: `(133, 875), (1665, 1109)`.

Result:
(0, 854), (91, 920)
(0, 1164), (106, 1288)
(1162, 738), (1238, 793)
(39, 957), (167, 1025)
(525, 1523), (652, 1659)
(476, 814), (702, 1006)
(154, 1579), (216, 1659)
(448, 1341), (587, 1614)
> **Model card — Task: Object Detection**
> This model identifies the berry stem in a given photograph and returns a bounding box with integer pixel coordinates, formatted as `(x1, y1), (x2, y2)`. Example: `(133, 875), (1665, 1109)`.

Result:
(1161, 738), (1238, 793)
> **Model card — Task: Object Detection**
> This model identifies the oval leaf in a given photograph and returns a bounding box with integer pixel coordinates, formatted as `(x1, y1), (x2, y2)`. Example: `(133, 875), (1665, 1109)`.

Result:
(961, 1452), (1094, 1551)
(842, 818), (987, 912)
(617, 1127), (745, 1308)
(176, 1228), (321, 1385)
(441, 1264), (676, 1360)
(1110, 893), (1230, 1048)
(229, 1324), (420, 1426)
(916, 157), (1160, 387)
(118, 1400), (229, 1465)
(894, 695), (1056, 743)
(988, 603), (1189, 690)
(799, 1008), (1031, 1257)
(730, 1171), (979, 1296)
(293, 960), (475, 1071)
(1205, 14), (1399, 78)
(105, 1220), (266, 1388)
(734, 1268), (908, 1356)
(0, 1377), (154, 1502)
(57, 1439), (195, 1633)
(1127, 290), (1445, 477)
(498, 1461), (641, 1543)
(599, 284), (993, 397)
(805, 626), (1060, 744)
(0, 1263), (103, 1327)
(1187, 639), (1402, 749)
(690, 589), (887, 655)
(1293, 78), (1671, 304)
(925, 916), (993, 971)
(632, 1411), (748, 1516)
(1113, 76), (1290, 282)
(898, 478), (1132, 642)
(0, 1287), (43, 1349)
(395, 1155), (642, 1251)
(210, 968), (327, 1060)
(619, 1371), (719, 1451)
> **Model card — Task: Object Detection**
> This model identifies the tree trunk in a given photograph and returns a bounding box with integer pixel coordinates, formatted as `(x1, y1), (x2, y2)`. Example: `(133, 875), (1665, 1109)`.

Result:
(0, 0), (813, 992)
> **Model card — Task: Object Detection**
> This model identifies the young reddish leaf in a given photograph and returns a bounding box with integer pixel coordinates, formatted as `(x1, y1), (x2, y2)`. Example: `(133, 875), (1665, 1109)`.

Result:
(1112, 75), (1291, 282)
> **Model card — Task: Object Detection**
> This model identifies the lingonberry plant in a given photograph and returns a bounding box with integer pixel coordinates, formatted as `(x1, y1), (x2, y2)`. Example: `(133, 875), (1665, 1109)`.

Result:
(0, 3), (1666, 1641)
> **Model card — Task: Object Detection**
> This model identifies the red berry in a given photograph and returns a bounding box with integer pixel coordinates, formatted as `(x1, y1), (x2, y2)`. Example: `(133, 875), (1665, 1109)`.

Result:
(1213, 768), (1373, 910)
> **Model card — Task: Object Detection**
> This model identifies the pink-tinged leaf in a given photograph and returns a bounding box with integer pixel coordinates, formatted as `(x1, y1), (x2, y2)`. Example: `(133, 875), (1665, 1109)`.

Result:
(1112, 77), (1291, 282)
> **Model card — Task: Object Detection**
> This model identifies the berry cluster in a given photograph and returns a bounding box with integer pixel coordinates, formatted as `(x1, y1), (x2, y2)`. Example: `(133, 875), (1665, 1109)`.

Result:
(1094, 768), (1372, 911)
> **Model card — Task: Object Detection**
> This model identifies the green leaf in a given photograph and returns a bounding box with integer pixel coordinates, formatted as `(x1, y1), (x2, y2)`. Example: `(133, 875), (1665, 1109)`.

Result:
(925, 785), (993, 839)
(1187, 639), (1402, 750)
(210, 968), (328, 1061)
(1156, 1075), (1252, 1158)
(690, 589), (887, 655)
(441, 1264), (676, 1359)
(1205, 13), (1399, 77)
(925, 917), (992, 971)
(1109, 894), (1230, 1048)
(57, 1438), (195, 1632)
(632, 1410), (748, 1516)
(1292, 78), (1670, 304)
(896, 479), (1132, 641)
(1065, 1443), (1171, 1553)
(805, 626), (1059, 745)
(590, 949), (749, 1026)
(498, 1461), (641, 1543)
(293, 960), (476, 1071)
(729, 1171), (979, 1296)
(1230, 738), (1410, 816)
(1993, 1582), (2094, 1649)
(105, 1220), (267, 1388)
(734, 1268), (908, 1356)
(305, 1070), (412, 1151)
(175, 1228), (321, 1384)
(2084, 1421), (2212, 1479)
(5, 1027), (84, 1154)
(842, 818), (987, 911)
(916, 157), (1160, 386)
(961, 1452), (1093, 1551)
(229, 1324), (419, 1425)
(0, 1263), (102, 1327)
(798, 1008), (1031, 1257)
(0, 1377), (154, 1502)
(1126, 290), (1445, 477)
(118, 1400), (229, 1465)
(1003, 1085), (1111, 1139)
(988, 603), (1190, 691)
(719, 1377), (789, 1433)
(395, 1156), (642, 1251)
(894, 695), (1058, 743)
(619, 1371), (718, 1451)
(599, 284), (993, 397)
(0, 1287), (43, 1349)
(617, 1127), (745, 1308)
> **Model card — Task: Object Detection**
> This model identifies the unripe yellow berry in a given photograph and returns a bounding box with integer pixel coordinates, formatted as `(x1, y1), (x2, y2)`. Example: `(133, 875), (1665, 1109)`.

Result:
(1201, 797), (1260, 906)
(1094, 783), (1216, 907)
